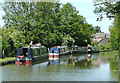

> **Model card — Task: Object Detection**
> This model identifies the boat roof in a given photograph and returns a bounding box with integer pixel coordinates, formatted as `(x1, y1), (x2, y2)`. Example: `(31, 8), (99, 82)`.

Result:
(52, 46), (67, 49)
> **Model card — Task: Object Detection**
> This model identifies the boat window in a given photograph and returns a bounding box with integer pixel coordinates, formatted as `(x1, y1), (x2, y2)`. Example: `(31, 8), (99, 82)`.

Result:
(28, 48), (31, 58)
(53, 48), (59, 53)
(50, 47), (59, 54)
(23, 48), (28, 57)
(17, 48), (23, 58)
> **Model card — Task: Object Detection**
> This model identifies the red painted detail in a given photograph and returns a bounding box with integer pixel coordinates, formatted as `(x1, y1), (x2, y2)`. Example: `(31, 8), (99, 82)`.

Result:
(54, 55), (59, 58)
(26, 61), (32, 63)
(16, 61), (20, 62)
(25, 61), (32, 65)
(49, 55), (53, 58)
(19, 62), (23, 64)
(18, 56), (24, 58)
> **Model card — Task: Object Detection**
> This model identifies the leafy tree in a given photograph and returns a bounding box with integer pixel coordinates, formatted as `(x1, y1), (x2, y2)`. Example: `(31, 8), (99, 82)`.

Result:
(0, 28), (2, 58)
(60, 3), (94, 46)
(2, 1), (99, 53)
(94, 0), (120, 50)
(2, 27), (25, 57)
(109, 14), (119, 50)
(93, 26), (101, 33)
(94, 0), (120, 20)
(2, 2), (63, 47)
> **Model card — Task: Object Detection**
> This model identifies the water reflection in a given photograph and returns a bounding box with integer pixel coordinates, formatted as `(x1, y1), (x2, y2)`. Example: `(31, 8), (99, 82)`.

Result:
(60, 53), (99, 69)
(2, 52), (118, 81)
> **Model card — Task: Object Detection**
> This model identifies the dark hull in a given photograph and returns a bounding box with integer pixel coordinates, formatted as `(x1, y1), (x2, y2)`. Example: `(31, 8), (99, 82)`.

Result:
(16, 54), (49, 65)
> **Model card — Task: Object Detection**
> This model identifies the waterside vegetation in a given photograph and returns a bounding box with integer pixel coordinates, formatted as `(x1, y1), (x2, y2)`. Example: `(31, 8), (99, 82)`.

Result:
(0, 1), (119, 70)
(1, 2), (101, 57)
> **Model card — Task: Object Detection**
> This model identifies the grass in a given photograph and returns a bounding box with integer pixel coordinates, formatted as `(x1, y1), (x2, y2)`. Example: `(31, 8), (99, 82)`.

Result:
(0, 57), (16, 63)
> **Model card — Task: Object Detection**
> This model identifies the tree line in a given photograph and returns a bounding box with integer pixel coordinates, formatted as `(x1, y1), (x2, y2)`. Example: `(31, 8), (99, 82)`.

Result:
(1, 1), (100, 57)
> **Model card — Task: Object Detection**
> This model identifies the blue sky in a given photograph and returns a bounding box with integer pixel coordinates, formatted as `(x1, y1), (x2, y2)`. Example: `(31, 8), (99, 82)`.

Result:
(0, 0), (113, 33)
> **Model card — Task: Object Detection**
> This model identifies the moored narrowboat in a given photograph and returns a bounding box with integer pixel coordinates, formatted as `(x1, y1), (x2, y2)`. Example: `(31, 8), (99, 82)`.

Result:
(49, 46), (70, 65)
(16, 47), (32, 65)
(70, 45), (78, 53)
(49, 47), (59, 65)
(16, 44), (48, 65)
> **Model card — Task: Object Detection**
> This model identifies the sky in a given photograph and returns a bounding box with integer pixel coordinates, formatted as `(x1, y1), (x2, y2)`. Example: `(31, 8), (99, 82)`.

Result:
(0, 0), (113, 33)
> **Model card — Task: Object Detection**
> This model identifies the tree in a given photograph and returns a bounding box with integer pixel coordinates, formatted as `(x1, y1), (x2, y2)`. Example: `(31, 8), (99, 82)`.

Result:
(2, 27), (25, 57)
(109, 14), (120, 50)
(2, 1), (97, 50)
(2, 2), (63, 48)
(60, 3), (94, 46)
(94, 0), (120, 50)
(0, 28), (2, 58)
(94, 0), (120, 20)
(93, 26), (101, 33)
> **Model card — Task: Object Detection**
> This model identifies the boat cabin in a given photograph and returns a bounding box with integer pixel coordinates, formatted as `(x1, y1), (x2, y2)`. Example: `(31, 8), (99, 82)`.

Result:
(16, 47), (31, 58)
(49, 46), (69, 55)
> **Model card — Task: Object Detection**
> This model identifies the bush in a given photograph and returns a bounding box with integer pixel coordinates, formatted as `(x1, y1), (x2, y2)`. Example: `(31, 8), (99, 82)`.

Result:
(91, 42), (98, 47)
(0, 57), (16, 63)
(99, 44), (110, 51)
(2, 27), (25, 57)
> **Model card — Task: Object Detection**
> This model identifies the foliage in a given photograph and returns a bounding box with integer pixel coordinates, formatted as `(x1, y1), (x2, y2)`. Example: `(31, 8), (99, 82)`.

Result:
(0, 28), (2, 58)
(1, 2), (101, 57)
(109, 14), (120, 50)
(91, 41), (98, 47)
(93, 26), (101, 33)
(62, 34), (73, 46)
(60, 3), (95, 46)
(2, 27), (25, 57)
(0, 57), (16, 63)
(94, 0), (120, 20)
(98, 44), (110, 50)
(99, 45), (105, 50)
(94, 0), (120, 51)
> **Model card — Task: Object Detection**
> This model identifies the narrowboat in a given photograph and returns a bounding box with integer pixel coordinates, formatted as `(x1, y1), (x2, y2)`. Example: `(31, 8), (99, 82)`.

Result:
(49, 46), (70, 65)
(70, 45), (78, 53)
(87, 46), (99, 53)
(16, 44), (48, 65)
(16, 47), (32, 65)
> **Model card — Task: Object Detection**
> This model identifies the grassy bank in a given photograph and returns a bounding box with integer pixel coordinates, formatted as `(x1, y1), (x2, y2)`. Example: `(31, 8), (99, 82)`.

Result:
(0, 57), (16, 63)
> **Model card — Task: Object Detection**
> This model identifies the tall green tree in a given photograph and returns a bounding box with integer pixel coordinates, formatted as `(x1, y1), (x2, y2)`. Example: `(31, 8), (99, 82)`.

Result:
(2, 2), (97, 49)
(94, 0), (120, 50)
(93, 26), (101, 33)
(60, 3), (94, 46)
(109, 14), (120, 50)
(2, 27), (25, 57)
(2, 2), (63, 48)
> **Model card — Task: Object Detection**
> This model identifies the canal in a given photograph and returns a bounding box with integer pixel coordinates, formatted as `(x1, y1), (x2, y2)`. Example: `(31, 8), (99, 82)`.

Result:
(1, 52), (119, 81)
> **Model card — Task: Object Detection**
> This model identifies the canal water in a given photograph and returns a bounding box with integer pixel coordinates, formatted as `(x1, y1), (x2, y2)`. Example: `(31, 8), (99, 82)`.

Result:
(1, 52), (119, 81)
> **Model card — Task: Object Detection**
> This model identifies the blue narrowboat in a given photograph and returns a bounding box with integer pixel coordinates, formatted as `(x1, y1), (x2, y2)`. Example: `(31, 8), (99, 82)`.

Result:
(16, 47), (32, 65)
(49, 46), (70, 65)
